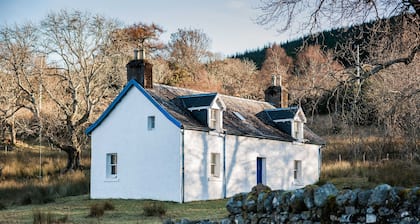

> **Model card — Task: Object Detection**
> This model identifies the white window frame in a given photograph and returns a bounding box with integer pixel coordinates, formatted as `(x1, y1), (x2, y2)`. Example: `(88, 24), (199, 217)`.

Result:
(106, 153), (118, 179)
(293, 160), (303, 185)
(209, 109), (218, 130)
(148, 116), (155, 130)
(210, 153), (221, 178)
(293, 121), (304, 141)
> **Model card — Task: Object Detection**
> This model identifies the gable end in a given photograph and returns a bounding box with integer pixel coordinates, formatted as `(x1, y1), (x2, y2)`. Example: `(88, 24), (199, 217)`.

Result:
(86, 79), (182, 135)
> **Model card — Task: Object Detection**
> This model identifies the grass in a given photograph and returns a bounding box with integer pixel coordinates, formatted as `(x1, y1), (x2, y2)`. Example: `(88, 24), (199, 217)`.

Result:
(320, 160), (420, 189)
(0, 141), (90, 206)
(0, 195), (229, 223)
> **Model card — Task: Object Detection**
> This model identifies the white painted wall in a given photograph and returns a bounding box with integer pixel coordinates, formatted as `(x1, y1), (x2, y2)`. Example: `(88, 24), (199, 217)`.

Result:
(183, 130), (224, 202)
(181, 130), (320, 202)
(225, 135), (320, 198)
(90, 87), (182, 202)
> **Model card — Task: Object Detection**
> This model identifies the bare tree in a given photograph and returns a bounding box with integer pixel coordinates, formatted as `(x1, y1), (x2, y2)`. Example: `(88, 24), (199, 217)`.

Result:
(256, 0), (419, 80)
(39, 10), (120, 171)
(167, 28), (212, 82)
(0, 23), (42, 144)
(260, 44), (293, 87)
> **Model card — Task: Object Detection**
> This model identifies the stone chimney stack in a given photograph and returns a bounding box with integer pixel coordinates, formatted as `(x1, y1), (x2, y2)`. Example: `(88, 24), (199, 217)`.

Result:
(126, 48), (153, 88)
(264, 75), (289, 108)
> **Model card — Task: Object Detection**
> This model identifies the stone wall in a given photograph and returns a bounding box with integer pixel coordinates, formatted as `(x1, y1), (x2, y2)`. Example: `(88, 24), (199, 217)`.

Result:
(226, 183), (420, 223)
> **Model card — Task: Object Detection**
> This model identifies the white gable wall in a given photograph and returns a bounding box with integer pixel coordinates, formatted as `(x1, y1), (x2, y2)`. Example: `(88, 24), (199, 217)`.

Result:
(90, 87), (181, 202)
(225, 135), (320, 198)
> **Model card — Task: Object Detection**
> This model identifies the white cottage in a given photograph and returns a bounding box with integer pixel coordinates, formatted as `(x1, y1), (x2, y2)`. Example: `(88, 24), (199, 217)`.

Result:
(86, 56), (325, 203)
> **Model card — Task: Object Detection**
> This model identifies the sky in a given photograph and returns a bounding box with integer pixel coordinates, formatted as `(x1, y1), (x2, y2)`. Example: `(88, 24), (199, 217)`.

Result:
(0, 0), (299, 56)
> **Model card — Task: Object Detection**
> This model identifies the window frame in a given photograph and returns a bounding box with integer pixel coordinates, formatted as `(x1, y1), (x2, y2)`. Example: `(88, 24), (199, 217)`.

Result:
(210, 152), (221, 178)
(106, 153), (118, 179)
(293, 160), (303, 184)
(148, 115), (155, 130)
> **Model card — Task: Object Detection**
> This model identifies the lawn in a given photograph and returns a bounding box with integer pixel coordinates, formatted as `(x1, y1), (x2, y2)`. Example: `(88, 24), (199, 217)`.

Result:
(0, 195), (229, 223)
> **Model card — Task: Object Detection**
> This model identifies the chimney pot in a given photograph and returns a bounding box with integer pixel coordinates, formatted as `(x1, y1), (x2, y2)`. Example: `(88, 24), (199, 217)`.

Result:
(139, 48), (146, 60)
(134, 49), (139, 60)
(126, 48), (153, 89)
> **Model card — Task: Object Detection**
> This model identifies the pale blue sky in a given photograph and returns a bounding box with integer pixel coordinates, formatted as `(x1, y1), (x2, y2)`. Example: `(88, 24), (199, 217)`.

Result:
(0, 0), (300, 56)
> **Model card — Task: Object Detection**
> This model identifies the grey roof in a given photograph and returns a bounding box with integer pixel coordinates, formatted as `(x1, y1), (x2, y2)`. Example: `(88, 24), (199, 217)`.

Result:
(146, 84), (324, 145)
(178, 93), (217, 108)
(265, 107), (299, 120)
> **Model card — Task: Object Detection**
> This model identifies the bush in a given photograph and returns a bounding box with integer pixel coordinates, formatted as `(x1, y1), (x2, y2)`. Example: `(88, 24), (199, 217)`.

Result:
(88, 201), (114, 218)
(103, 201), (115, 211)
(143, 201), (167, 217)
(33, 210), (68, 224)
(88, 203), (105, 218)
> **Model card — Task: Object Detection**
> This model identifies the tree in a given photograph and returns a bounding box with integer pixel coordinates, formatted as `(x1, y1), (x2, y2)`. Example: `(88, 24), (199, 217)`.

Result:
(260, 44), (293, 87)
(0, 23), (42, 144)
(166, 28), (212, 82)
(207, 58), (260, 99)
(256, 0), (419, 80)
(289, 45), (343, 111)
(39, 10), (120, 171)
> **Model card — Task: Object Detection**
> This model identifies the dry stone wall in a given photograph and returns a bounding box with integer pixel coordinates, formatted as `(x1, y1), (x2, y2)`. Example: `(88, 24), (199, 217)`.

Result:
(225, 183), (420, 223)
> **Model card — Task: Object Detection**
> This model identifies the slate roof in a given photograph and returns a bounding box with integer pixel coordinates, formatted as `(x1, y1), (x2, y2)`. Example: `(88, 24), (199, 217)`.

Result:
(178, 93), (217, 108)
(265, 107), (299, 121)
(147, 84), (324, 145)
(86, 80), (325, 145)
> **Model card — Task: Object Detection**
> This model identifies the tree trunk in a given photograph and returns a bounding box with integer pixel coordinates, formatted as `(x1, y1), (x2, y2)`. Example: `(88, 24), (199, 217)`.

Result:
(10, 120), (16, 145)
(61, 145), (82, 172)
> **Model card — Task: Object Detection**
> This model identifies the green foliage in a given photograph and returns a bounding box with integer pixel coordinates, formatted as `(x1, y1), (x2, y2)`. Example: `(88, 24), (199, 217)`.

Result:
(143, 201), (167, 217)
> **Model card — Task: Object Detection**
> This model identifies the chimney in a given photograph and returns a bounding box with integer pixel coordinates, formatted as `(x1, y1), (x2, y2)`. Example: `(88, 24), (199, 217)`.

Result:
(264, 75), (289, 108)
(126, 48), (153, 88)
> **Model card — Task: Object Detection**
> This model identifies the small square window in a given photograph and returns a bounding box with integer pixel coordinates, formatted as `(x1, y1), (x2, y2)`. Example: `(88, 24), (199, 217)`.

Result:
(148, 116), (155, 130)
(106, 153), (117, 178)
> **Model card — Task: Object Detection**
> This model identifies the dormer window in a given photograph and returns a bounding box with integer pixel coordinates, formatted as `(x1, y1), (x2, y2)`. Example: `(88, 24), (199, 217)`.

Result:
(265, 106), (307, 141)
(179, 93), (226, 132)
(293, 120), (304, 140)
(209, 109), (218, 129)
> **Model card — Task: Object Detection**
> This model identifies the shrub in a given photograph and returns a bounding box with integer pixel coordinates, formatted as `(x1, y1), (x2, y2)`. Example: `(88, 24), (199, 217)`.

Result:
(87, 201), (115, 218)
(103, 201), (115, 211)
(88, 203), (105, 218)
(143, 201), (167, 217)
(33, 210), (68, 224)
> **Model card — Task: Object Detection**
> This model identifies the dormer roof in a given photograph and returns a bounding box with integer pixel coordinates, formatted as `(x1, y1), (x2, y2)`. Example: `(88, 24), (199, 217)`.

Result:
(265, 107), (306, 123)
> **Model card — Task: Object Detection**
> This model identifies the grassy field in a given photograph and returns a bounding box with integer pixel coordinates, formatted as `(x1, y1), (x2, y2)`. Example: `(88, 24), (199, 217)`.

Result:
(0, 195), (229, 223)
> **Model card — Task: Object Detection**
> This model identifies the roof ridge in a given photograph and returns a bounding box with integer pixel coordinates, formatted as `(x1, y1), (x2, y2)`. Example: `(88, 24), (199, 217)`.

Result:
(154, 83), (273, 107)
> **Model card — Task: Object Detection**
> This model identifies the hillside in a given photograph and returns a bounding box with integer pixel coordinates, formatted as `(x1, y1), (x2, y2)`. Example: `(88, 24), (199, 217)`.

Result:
(231, 16), (397, 68)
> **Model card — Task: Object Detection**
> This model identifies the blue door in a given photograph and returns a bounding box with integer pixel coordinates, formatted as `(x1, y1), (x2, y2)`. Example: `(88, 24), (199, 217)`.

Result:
(257, 158), (263, 184)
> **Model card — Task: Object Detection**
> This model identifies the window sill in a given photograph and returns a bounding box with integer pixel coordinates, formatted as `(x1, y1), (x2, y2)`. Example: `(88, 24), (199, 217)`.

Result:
(104, 178), (119, 182)
(293, 180), (304, 186)
(208, 176), (222, 182)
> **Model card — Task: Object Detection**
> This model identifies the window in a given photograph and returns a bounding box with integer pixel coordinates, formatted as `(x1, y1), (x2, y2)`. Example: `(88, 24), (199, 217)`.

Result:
(210, 153), (220, 177)
(293, 121), (303, 140)
(294, 160), (302, 183)
(209, 109), (217, 129)
(148, 116), (155, 130)
(106, 153), (117, 178)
